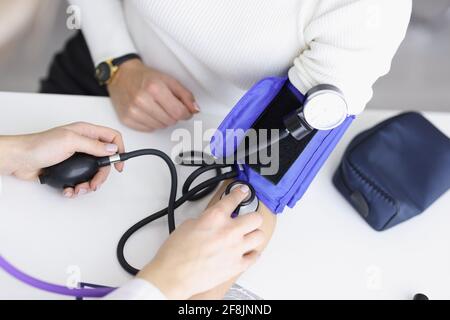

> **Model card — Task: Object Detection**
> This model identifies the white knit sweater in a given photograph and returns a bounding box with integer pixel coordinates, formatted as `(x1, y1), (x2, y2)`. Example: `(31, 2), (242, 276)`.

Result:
(71, 0), (411, 115)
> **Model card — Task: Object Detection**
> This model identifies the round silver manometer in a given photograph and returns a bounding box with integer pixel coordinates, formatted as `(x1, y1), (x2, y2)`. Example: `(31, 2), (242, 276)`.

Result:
(284, 84), (348, 141)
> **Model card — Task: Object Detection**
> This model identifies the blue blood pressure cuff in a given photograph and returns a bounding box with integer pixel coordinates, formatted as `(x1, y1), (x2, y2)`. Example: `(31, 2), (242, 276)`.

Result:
(211, 77), (354, 213)
(333, 112), (450, 231)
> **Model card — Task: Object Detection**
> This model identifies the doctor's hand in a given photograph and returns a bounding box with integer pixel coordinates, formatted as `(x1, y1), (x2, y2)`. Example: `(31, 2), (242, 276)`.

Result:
(0, 122), (125, 198)
(138, 186), (264, 300)
(107, 59), (200, 132)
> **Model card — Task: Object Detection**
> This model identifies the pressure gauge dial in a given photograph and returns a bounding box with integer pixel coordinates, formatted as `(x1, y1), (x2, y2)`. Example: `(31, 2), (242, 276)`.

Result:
(284, 84), (348, 141)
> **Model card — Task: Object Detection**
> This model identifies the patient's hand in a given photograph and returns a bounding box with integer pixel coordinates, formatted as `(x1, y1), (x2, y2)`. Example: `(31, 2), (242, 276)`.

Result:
(138, 185), (264, 300)
(107, 59), (199, 132)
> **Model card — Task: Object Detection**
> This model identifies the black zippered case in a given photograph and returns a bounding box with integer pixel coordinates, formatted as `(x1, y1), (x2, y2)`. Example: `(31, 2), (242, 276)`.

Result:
(333, 112), (450, 231)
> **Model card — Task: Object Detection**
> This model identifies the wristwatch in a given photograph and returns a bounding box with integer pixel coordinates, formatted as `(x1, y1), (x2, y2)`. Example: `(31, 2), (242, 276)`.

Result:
(95, 53), (141, 86)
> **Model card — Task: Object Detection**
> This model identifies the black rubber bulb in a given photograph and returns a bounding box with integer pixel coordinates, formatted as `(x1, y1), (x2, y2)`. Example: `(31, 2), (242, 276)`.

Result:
(39, 153), (111, 189)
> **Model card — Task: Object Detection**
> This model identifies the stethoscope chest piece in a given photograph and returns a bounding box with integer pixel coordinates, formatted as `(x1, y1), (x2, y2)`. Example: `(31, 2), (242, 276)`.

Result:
(222, 181), (259, 218)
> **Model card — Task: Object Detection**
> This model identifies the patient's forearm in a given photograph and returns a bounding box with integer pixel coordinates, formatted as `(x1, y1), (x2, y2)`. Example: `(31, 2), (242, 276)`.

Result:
(190, 181), (277, 300)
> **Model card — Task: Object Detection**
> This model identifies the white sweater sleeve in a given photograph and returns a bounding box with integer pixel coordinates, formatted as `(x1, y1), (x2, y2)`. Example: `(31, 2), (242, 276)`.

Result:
(69, 0), (137, 66)
(104, 279), (167, 300)
(289, 0), (412, 115)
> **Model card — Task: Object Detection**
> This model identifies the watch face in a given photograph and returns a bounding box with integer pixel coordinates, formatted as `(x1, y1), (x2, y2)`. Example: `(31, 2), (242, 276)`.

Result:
(95, 62), (111, 83)
(303, 91), (348, 130)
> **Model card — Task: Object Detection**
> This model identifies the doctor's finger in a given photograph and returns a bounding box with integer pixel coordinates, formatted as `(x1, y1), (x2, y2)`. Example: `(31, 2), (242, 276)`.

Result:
(209, 186), (250, 218)
(63, 187), (75, 199)
(65, 122), (125, 154)
(74, 181), (92, 196)
(90, 166), (111, 191)
(241, 229), (265, 254)
(233, 213), (263, 235)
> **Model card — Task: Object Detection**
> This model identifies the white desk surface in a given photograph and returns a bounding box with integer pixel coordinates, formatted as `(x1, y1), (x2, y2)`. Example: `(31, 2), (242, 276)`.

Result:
(0, 91), (449, 300)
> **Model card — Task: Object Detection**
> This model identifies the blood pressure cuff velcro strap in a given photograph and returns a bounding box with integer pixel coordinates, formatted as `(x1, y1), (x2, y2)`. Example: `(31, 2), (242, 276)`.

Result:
(211, 77), (354, 213)
(333, 112), (450, 231)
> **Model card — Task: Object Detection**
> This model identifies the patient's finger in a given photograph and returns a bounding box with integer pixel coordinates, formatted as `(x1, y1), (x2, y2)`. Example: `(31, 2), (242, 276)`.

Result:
(128, 106), (166, 130)
(122, 118), (154, 132)
(155, 85), (192, 121)
(138, 93), (177, 126)
(165, 76), (198, 114)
